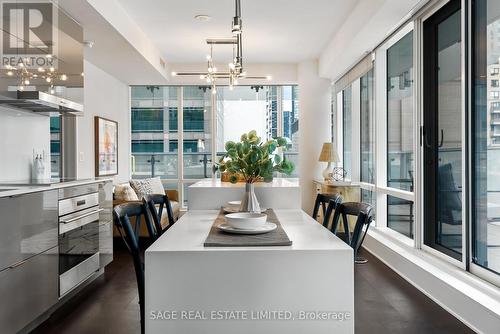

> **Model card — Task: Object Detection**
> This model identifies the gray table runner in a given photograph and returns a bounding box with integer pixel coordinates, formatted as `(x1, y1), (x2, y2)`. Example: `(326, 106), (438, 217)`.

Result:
(204, 209), (292, 247)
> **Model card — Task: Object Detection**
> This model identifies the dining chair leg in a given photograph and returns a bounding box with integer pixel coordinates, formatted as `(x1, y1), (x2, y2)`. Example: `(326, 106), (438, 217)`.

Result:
(342, 212), (351, 245)
(355, 256), (368, 264)
(140, 301), (145, 334)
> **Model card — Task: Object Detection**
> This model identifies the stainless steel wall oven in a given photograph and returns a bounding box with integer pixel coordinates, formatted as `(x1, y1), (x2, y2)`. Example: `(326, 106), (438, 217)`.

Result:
(58, 191), (101, 296)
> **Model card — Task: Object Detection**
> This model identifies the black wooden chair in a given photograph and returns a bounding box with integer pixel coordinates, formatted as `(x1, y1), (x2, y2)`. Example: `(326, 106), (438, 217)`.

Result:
(143, 193), (175, 236)
(321, 194), (343, 229)
(331, 202), (374, 264)
(113, 202), (158, 334)
(312, 193), (343, 223)
(437, 163), (462, 248)
(387, 170), (415, 237)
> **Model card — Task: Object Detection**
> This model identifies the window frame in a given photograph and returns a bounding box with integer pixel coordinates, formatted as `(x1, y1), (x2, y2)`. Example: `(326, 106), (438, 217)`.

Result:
(331, 0), (500, 287)
(372, 22), (417, 240)
(469, 0), (500, 287)
(360, 68), (376, 186)
(341, 84), (360, 182)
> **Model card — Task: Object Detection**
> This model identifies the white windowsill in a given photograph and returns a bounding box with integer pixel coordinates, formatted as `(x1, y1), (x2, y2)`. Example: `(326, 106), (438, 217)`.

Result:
(371, 225), (414, 247)
(365, 227), (500, 322)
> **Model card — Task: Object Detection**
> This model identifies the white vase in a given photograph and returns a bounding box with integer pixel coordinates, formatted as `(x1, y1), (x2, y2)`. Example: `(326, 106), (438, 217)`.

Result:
(239, 182), (261, 213)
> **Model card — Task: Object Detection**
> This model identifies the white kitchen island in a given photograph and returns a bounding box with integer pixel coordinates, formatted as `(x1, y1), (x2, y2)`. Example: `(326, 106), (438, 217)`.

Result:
(187, 178), (300, 210)
(145, 209), (354, 334)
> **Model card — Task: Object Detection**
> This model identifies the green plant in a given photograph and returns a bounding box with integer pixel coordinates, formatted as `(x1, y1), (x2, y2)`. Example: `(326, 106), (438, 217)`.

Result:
(213, 130), (295, 184)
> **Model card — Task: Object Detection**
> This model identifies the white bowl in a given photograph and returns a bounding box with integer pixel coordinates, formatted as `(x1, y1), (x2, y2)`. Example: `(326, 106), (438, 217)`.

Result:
(225, 213), (267, 229)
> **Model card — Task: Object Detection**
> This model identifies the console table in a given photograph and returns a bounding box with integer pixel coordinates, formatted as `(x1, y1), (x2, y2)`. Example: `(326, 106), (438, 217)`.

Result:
(312, 180), (360, 227)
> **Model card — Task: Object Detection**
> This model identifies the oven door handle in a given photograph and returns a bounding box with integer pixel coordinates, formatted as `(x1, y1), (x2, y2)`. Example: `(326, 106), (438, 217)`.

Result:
(60, 208), (104, 224)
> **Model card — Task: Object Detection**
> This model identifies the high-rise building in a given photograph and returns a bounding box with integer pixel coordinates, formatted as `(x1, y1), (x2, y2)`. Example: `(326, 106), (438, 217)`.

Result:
(50, 116), (61, 178)
(130, 86), (212, 179)
(265, 85), (299, 149)
(487, 21), (500, 146)
(265, 86), (278, 140)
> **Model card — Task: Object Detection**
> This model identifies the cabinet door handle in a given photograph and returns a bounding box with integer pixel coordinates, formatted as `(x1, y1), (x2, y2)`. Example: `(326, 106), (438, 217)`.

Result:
(9, 259), (28, 269)
(60, 208), (104, 224)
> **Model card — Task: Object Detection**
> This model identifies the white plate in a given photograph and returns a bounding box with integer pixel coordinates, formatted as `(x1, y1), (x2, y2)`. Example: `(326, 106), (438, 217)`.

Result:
(225, 212), (267, 229)
(227, 200), (241, 206)
(217, 223), (277, 235)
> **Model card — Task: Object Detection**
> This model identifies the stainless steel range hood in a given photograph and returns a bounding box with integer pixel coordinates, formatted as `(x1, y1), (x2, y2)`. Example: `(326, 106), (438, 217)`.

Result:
(0, 91), (83, 116)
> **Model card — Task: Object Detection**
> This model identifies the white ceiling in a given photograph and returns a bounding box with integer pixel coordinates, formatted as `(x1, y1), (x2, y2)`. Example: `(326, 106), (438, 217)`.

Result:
(58, 0), (169, 84)
(117, 0), (359, 64)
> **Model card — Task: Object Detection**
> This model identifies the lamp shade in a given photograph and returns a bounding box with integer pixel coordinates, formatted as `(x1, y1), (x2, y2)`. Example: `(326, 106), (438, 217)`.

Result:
(318, 143), (339, 162)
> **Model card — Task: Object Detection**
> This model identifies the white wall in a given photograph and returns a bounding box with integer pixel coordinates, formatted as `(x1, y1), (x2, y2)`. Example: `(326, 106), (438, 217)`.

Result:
(298, 60), (331, 213)
(319, 0), (425, 80)
(0, 108), (50, 181)
(85, 0), (169, 80)
(77, 60), (130, 184)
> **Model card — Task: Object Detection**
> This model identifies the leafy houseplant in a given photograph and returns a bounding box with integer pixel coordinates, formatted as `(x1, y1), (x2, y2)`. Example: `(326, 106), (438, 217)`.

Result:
(214, 130), (295, 213)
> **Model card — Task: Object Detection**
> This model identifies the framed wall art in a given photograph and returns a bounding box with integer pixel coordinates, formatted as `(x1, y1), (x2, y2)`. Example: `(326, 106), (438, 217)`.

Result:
(94, 116), (118, 177)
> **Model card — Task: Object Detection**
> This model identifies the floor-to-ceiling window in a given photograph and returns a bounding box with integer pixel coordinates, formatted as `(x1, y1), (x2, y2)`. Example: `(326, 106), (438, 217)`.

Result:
(343, 86), (352, 179)
(181, 87), (212, 204)
(386, 31), (415, 238)
(282, 85), (300, 176)
(216, 85), (268, 174)
(216, 85), (299, 177)
(131, 86), (179, 188)
(182, 86), (212, 179)
(360, 69), (376, 212)
(217, 86), (268, 147)
(331, 87), (336, 144)
(330, 0), (500, 289)
(360, 69), (375, 184)
(423, 1), (463, 259)
(472, 0), (500, 277)
(267, 86), (279, 139)
(131, 85), (299, 206)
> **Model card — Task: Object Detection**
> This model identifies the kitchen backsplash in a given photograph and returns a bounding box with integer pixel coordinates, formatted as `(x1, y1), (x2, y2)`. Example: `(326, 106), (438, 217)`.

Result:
(0, 107), (51, 181)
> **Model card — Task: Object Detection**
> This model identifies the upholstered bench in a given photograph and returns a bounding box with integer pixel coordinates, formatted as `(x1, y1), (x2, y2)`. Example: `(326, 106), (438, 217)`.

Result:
(112, 177), (180, 237)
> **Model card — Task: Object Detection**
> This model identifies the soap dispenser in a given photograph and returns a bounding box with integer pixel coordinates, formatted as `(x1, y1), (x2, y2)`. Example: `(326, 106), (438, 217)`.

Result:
(32, 151), (46, 182)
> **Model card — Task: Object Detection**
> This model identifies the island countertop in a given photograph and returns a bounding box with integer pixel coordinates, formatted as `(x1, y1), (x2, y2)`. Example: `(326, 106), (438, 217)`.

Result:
(189, 177), (299, 188)
(145, 209), (354, 334)
(147, 209), (351, 252)
(0, 178), (113, 198)
(187, 178), (300, 210)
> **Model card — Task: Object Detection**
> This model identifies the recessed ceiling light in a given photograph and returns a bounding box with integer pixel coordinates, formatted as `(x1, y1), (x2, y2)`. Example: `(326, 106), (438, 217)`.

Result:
(194, 14), (212, 22)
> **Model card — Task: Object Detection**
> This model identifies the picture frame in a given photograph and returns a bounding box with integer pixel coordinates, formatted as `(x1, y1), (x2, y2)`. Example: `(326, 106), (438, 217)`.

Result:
(94, 116), (118, 177)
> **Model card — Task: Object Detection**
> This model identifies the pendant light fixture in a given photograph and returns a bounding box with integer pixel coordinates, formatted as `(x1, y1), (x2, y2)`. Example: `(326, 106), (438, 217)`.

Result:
(172, 0), (271, 91)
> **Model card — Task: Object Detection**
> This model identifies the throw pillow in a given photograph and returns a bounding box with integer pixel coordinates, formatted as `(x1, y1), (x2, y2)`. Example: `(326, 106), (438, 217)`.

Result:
(114, 184), (139, 201)
(130, 177), (165, 199)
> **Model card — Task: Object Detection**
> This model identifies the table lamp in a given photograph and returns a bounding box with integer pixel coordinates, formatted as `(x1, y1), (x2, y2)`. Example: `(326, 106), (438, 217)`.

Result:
(318, 143), (339, 181)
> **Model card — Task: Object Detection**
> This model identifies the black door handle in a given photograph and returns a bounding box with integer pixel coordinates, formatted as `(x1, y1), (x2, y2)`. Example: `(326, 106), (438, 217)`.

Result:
(438, 129), (444, 148)
(421, 126), (442, 149)
(421, 126), (432, 148)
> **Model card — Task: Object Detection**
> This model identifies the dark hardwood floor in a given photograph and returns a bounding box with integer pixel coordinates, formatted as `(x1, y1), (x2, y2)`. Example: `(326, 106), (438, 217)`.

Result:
(354, 251), (473, 333)
(33, 245), (474, 334)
